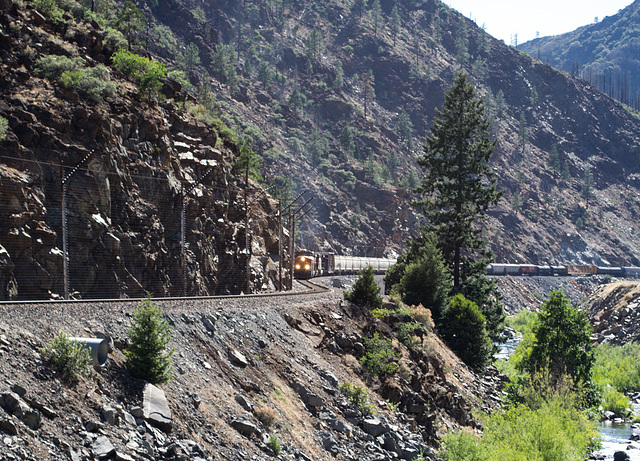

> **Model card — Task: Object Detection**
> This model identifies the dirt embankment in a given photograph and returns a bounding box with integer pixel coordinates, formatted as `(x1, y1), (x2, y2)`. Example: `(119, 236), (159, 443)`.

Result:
(0, 285), (505, 460)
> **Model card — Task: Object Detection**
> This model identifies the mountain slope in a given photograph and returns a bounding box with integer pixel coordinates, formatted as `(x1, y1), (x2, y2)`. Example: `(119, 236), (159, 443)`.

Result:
(3, 0), (640, 299)
(520, 0), (640, 110)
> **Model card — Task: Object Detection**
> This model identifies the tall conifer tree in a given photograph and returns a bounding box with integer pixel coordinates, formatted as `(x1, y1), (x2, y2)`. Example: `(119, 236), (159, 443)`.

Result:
(414, 72), (504, 337)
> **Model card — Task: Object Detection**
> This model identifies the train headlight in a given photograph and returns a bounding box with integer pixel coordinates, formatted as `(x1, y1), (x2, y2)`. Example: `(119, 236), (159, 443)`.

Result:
(295, 264), (300, 269)
(305, 264), (311, 270)
(300, 256), (306, 261)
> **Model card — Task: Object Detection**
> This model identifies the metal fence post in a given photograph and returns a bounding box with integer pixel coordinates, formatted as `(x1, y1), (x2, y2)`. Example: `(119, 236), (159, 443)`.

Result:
(60, 150), (93, 300)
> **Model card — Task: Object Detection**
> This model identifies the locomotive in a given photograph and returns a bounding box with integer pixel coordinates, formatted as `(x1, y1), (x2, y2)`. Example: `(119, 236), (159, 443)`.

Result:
(294, 250), (335, 279)
(293, 250), (397, 279)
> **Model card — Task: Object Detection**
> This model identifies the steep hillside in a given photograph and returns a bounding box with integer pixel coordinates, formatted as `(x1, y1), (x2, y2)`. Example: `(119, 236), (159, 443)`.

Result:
(140, 0), (640, 266)
(0, 0), (283, 300)
(520, 0), (640, 110)
(0, 288), (505, 460)
(4, 0), (640, 300)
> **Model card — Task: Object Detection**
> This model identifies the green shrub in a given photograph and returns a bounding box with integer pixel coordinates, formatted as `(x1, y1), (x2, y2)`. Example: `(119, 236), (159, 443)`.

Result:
(36, 55), (84, 80)
(359, 332), (399, 376)
(104, 28), (128, 51)
(111, 48), (150, 80)
(0, 116), (8, 141)
(34, 0), (64, 22)
(111, 49), (166, 100)
(40, 331), (92, 380)
(600, 385), (631, 417)
(36, 56), (115, 104)
(440, 392), (599, 461)
(344, 266), (383, 309)
(267, 434), (281, 456)
(396, 321), (425, 348)
(594, 342), (640, 392)
(338, 381), (376, 415)
(440, 294), (493, 370)
(125, 297), (174, 384)
(60, 65), (116, 103)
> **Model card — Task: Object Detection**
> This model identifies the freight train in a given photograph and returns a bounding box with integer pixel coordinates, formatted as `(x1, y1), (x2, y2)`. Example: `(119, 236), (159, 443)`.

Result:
(486, 263), (640, 277)
(293, 250), (397, 279)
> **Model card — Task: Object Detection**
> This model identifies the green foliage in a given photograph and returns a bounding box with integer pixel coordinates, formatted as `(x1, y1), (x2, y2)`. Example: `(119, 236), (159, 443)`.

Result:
(36, 55), (84, 80)
(440, 393), (599, 461)
(211, 43), (238, 88)
(267, 434), (281, 456)
(359, 332), (399, 376)
(339, 381), (375, 413)
(0, 116), (8, 141)
(125, 297), (174, 384)
(111, 49), (166, 100)
(593, 342), (640, 392)
(139, 60), (167, 101)
(339, 381), (376, 415)
(40, 331), (92, 380)
(396, 321), (425, 348)
(396, 111), (413, 151)
(600, 385), (631, 416)
(305, 27), (323, 61)
(520, 290), (595, 389)
(178, 42), (201, 71)
(115, 1), (146, 49)
(547, 143), (561, 172)
(344, 266), (383, 309)
(111, 48), (151, 80)
(60, 65), (116, 104)
(339, 125), (356, 155)
(414, 72), (503, 336)
(34, 0), (64, 22)
(505, 310), (537, 336)
(36, 56), (115, 104)
(233, 137), (263, 182)
(104, 28), (128, 51)
(399, 234), (451, 322)
(152, 25), (178, 55)
(440, 295), (493, 370)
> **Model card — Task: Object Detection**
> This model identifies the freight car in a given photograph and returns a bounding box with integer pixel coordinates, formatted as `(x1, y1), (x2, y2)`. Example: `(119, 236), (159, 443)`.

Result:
(486, 264), (640, 278)
(333, 255), (397, 275)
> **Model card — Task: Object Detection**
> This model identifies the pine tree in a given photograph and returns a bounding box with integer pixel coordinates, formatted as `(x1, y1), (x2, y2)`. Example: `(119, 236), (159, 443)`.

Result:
(115, 1), (146, 51)
(344, 266), (383, 309)
(125, 297), (174, 384)
(397, 110), (414, 152)
(582, 165), (594, 209)
(390, 5), (401, 46)
(414, 72), (504, 338)
(371, 0), (382, 37)
(440, 294), (493, 370)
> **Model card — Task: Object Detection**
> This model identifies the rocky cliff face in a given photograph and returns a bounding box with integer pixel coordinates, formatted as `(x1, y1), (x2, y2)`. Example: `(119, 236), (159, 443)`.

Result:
(0, 0), (282, 300)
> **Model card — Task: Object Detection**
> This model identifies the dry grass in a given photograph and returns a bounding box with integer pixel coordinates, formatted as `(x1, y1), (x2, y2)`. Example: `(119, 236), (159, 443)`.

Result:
(253, 405), (277, 428)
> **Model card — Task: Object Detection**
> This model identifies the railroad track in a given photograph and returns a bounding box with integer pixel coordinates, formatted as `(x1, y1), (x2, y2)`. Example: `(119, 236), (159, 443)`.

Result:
(0, 279), (331, 306)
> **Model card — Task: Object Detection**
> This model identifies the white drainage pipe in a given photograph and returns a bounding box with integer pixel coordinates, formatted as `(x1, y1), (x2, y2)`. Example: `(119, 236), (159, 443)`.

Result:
(69, 337), (108, 366)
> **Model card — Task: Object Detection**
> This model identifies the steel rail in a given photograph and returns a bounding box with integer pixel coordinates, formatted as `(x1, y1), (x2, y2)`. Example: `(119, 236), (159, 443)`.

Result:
(0, 280), (331, 306)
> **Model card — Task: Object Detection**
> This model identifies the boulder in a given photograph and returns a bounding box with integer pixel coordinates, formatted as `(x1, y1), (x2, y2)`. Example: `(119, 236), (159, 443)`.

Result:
(142, 383), (172, 433)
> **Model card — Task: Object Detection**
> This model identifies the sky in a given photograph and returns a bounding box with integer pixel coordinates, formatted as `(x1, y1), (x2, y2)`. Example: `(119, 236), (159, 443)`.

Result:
(445, 0), (634, 44)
